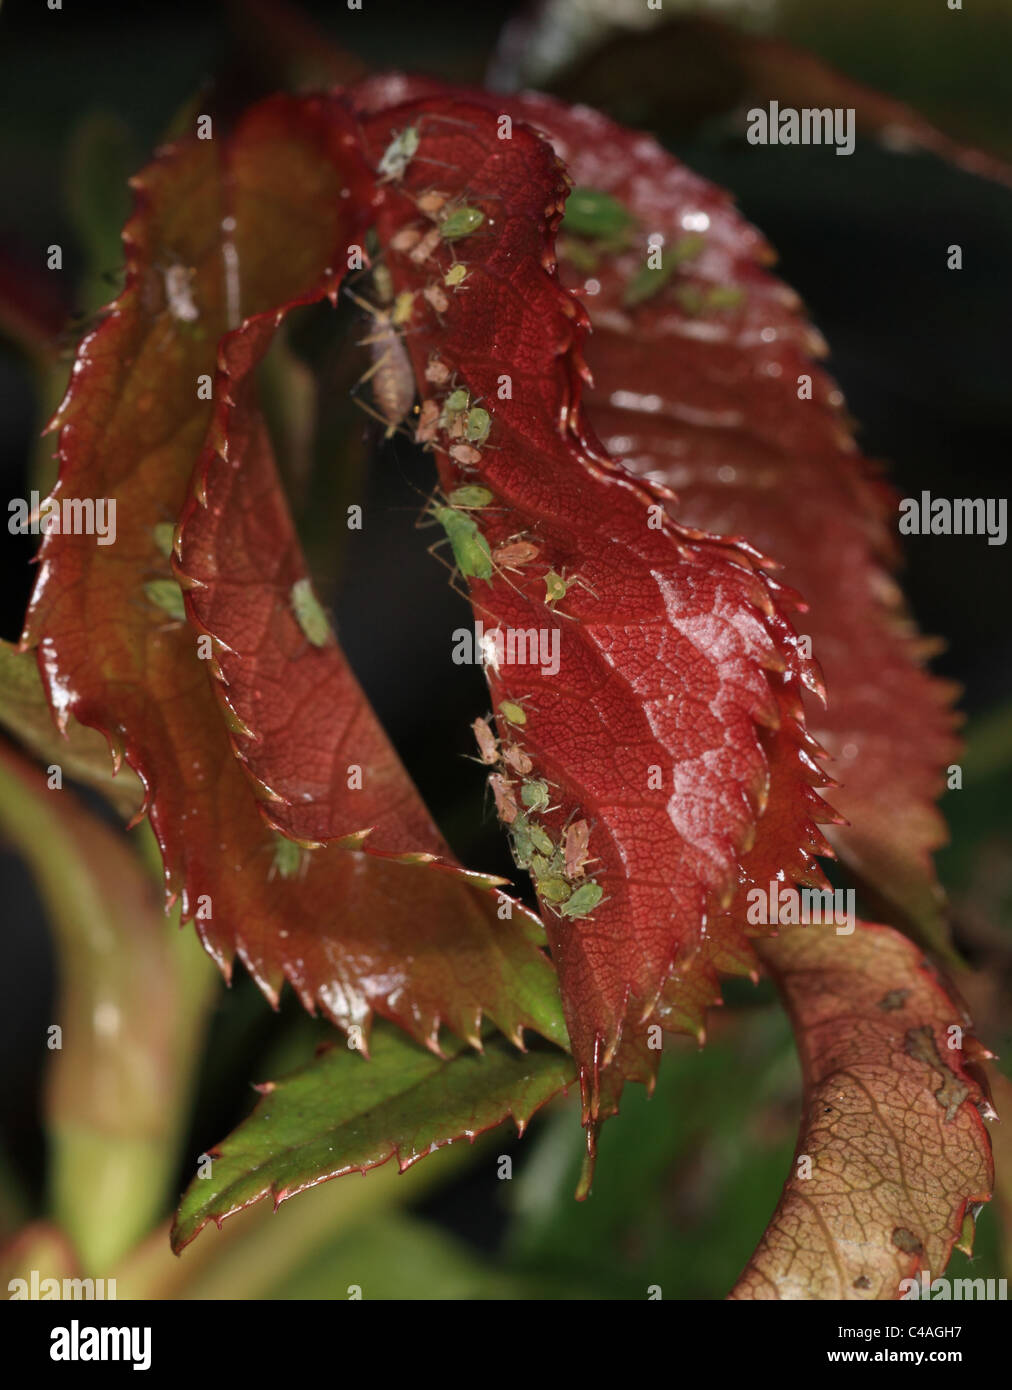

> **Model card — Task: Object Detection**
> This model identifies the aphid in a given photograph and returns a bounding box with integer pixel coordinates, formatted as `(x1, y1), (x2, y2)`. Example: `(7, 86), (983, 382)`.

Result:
(444, 263), (468, 288)
(439, 206), (485, 241)
(448, 485), (493, 509)
(537, 875), (572, 905)
(623, 236), (706, 309)
(673, 284), (706, 316)
(623, 260), (678, 309)
(391, 291), (416, 326)
(502, 743), (533, 776)
(425, 356), (450, 385)
(153, 521), (176, 559)
(499, 699), (527, 726)
(521, 778), (551, 812)
(562, 187), (633, 244)
(558, 880), (604, 919)
(290, 577), (332, 647)
(423, 283), (449, 314)
(268, 833), (310, 882)
(704, 285), (746, 311)
(489, 772), (518, 824)
(391, 226), (421, 253)
(544, 567), (593, 610)
(378, 125), (420, 181)
(558, 235), (600, 273)
(492, 538), (539, 572)
(508, 812), (534, 868)
(440, 387), (470, 428)
(528, 822), (555, 856)
(416, 189), (448, 218)
(429, 503), (493, 581)
(471, 715), (498, 765)
(347, 289), (416, 437)
(372, 262), (395, 304)
(464, 407), (490, 444)
(415, 399), (440, 444)
(563, 819), (591, 878)
(409, 225), (443, 265)
(164, 264), (199, 323)
(144, 578), (186, 621)
(531, 850), (565, 881)
(449, 444), (482, 468)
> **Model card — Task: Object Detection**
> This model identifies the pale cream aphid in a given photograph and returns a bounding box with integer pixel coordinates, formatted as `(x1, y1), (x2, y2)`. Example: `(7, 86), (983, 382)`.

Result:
(489, 771), (519, 824)
(492, 536), (540, 573)
(471, 715), (498, 765)
(425, 355), (451, 385)
(408, 225), (442, 266)
(563, 818), (594, 879)
(414, 398), (440, 444)
(164, 263), (199, 323)
(345, 287), (416, 438)
(501, 743), (533, 776)
(423, 282), (449, 314)
(449, 443), (482, 468)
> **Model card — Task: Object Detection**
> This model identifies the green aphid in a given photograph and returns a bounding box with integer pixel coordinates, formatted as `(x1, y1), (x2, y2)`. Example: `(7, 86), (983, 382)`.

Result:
(440, 387), (470, 430)
(270, 834), (304, 881)
(153, 521), (176, 559)
(558, 236), (600, 273)
(671, 233), (706, 265)
(558, 880), (604, 919)
(623, 262), (676, 309)
(444, 263), (468, 287)
(521, 778), (551, 812)
(290, 577), (332, 647)
(529, 823), (554, 856)
(562, 186), (633, 243)
(537, 875), (572, 905)
(674, 284), (706, 316)
(432, 505), (493, 581)
(378, 125), (420, 180)
(144, 578), (186, 621)
(544, 570), (568, 604)
(705, 285), (745, 311)
(530, 852), (554, 880)
(440, 206), (485, 240)
(623, 235), (706, 308)
(464, 407), (491, 444)
(509, 813), (534, 869)
(448, 485), (493, 509)
(499, 699), (527, 726)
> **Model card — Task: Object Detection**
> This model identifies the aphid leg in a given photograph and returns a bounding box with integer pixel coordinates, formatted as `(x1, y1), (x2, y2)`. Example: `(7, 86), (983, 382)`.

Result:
(350, 390), (414, 442)
(425, 539), (475, 604)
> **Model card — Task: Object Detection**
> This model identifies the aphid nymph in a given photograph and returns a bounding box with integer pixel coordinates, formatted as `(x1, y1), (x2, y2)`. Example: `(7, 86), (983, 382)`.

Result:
(290, 577), (333, 648)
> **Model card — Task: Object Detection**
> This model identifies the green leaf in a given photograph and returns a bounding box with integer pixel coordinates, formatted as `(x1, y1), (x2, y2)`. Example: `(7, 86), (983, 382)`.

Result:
(273, 1213), (527, 1300)
(0, 743), (217, 1270)
(172, 1026), (574, 1252)
(0, 640), (142, 819)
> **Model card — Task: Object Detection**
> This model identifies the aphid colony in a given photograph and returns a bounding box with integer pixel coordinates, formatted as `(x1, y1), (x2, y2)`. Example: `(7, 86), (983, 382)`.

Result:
(472, 714), (604, 921)
(559, 183), (746, 313)
(422, 478), (589, 620)
(352, 124), (488, 440)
